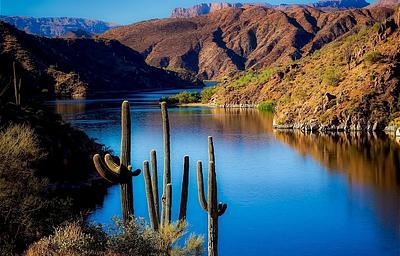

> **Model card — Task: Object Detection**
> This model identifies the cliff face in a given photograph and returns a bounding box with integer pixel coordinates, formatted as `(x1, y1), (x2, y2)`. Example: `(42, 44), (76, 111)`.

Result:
(369, 0), (399, 7)
(0, 22), (201, 98)
(104, 6), (392, 80)
(212, 11), (400, 131)
(171, 3), (245, 18)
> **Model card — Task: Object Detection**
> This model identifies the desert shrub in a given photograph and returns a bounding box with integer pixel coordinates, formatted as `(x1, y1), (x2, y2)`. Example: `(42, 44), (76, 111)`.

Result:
(0, 124), (76, 254)
(323, 68), (340, 86)
(364, 51), (384, 64)
(257, 100), (276, 113)
(160, 91), (201, 105)
(200, 86), (217, 103)
(27, 219), (204, 256)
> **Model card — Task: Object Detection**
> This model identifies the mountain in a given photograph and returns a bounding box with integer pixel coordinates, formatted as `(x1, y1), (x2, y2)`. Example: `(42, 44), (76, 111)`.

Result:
(58, 29), (94, 39)
(171, 2), (272, 18)
(313, 0), (369, 8)
(103, 5), (393, 80)
(0, 22), (202, 98)
(369, 0), (400, 7)
(0, 16), (118, 38)
(211, 10), (400, 131)
(171, 1), (371, 18)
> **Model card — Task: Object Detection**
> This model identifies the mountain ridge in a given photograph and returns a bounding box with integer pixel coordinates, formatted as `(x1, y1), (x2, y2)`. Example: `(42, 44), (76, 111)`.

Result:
(0, 16), (119, 38)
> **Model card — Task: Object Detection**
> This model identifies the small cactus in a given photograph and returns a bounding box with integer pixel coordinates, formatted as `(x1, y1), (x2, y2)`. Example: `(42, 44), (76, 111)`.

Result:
(93, 101), (141, 223)
(197, 136), (227, 256)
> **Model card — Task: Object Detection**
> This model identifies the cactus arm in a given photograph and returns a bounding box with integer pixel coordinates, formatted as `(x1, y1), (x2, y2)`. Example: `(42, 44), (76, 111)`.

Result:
(165, 183), (172, 225)
(104, 154), (120, 174)
(143, 161), (159, 230)
(218, 203), (227, 216)
(93, 154), (119, 183)
(208, 136), (215, 164)
(130, 169), (141, 176)
(179, 155), (190, 221)
(196, 160), (208, 211)
(150, 149), (160, 224)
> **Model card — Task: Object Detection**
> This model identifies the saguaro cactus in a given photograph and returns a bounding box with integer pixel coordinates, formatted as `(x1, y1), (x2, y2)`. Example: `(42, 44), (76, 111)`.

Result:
(93, 101), (140, 223)
(179, 155), (190, 221)
(13, 62), (21, 106)
(197, 136), (227, 256)
(161, 102), (172, 225)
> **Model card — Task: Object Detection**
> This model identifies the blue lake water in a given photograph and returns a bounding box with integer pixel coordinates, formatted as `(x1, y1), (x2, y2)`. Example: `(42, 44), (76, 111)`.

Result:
(48, 89), (400, 255)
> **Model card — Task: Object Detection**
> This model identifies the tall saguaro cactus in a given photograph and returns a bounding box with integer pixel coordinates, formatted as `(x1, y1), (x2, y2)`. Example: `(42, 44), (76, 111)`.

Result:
(161, 102), (172, 225)
(197, 136), (227, 256)
(93, 101), (141, 223)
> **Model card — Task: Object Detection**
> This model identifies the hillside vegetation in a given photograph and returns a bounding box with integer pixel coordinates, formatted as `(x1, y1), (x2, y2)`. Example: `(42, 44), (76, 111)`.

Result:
(211, 8), (400, 131)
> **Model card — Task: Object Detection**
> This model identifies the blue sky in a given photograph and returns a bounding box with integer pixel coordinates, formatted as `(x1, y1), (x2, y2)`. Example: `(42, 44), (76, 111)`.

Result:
(1, 0), (316, 24)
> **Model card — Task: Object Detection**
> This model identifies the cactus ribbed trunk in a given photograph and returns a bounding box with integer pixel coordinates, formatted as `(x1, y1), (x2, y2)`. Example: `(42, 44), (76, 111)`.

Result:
(208, 161), (218, 256)
(150, 150), (160, 224)
(143, 160), (159, 230)
(165, 183), (172, 225)
(161, 102), (171, 225)
(120, 101), (133, 222)
(179, 155), (190, 221)
(208, 136), (215, 163)
(196, 161), (207, 211)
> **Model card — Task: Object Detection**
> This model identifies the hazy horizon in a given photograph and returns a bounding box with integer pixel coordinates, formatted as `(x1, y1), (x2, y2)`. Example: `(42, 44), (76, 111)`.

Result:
(0, 0), (376, 25)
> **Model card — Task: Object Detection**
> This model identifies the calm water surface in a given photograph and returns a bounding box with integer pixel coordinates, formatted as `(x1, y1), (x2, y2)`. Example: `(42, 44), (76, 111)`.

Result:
(47, 89), (400, 255)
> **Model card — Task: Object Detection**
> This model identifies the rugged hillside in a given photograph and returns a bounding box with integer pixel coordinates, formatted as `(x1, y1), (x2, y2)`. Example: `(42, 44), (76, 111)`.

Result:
(369, 0), (399, 7)
(0, 22), (202, 98)
(103, 6), (392, 80)
(0, 16), (118, 38)
(58, 29), (94, 39)
(211, 10), (400, 131)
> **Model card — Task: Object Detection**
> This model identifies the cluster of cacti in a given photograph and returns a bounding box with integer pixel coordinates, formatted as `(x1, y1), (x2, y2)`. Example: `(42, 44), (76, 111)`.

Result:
(93, 100), (227, 256)
(93, 101), (141, 222)
(13, 62), (21, 106)
(142, 102), (190, 230)
(197, 136), (227, 256)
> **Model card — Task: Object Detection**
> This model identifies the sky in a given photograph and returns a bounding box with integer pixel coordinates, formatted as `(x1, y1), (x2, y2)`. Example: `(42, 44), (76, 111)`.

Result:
(0, 0), (316, 24)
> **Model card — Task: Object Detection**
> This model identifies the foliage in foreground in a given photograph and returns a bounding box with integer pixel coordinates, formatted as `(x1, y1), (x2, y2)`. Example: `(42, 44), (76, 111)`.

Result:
(27, 219), (204, 256)
(0, 123), (75, 255)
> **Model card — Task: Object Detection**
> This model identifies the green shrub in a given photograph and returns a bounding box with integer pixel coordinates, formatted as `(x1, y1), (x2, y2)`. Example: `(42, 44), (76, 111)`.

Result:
(364, 51), (384, 64)
(160, 91), (201, 105)
(200, 87), (217, 103)
(257, 100), (276, 113)
(323, 68), (340, 86)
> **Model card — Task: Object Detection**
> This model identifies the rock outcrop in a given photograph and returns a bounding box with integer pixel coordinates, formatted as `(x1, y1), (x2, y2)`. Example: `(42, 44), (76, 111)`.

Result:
(103, 6), (392, 80)
(0, 16), (118, 38)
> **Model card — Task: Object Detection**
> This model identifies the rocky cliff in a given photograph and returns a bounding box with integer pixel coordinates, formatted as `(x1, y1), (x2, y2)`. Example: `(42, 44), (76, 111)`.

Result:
(313, 0), (369, 8)
(0, 22), (202, 98)
(369, 0), (399, 7)
(103, 6), (392, 80)
(211, 10), (400, 131)
(0, 16), (118, 38)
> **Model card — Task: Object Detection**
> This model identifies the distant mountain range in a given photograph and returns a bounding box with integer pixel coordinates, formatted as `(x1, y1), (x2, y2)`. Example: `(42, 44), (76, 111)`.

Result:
(0, 16), (119, 38)
(170, 0), (372, 18)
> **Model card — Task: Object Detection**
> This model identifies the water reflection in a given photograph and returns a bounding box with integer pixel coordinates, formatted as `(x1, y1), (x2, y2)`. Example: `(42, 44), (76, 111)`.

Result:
(274, 130), (400, 238)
